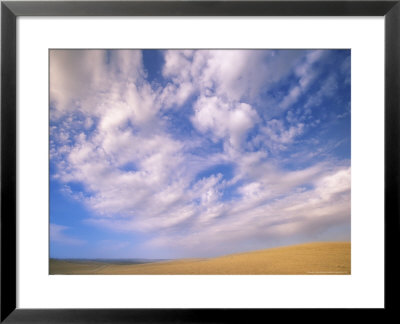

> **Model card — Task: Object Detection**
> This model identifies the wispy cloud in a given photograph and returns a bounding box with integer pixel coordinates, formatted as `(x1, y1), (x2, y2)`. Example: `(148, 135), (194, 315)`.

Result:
(50, 223), (86, 246)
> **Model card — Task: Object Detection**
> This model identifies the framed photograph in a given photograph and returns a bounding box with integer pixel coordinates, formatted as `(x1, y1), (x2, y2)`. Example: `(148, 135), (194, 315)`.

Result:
(1, 0), (399, 322)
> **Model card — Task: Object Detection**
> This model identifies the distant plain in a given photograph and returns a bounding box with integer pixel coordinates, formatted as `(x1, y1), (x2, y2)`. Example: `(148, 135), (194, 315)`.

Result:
(50, 241), (350, 275)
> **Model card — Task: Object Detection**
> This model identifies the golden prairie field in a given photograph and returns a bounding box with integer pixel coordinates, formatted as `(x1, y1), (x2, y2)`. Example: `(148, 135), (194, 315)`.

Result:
(49, 241), (350, 275)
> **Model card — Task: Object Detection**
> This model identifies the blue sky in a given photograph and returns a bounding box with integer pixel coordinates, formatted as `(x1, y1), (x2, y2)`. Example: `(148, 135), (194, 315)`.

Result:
(49, 49), (350, 259)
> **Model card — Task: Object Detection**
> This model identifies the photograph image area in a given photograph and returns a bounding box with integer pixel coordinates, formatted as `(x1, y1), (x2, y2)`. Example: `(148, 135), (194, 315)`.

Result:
(49, 49), (351, 275)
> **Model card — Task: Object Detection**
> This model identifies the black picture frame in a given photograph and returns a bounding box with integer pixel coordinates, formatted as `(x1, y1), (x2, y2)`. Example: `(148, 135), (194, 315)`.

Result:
(1, 0), (399, 322)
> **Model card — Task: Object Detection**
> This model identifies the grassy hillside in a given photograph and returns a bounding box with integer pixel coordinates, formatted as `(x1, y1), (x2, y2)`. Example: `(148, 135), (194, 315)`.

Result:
(50, 241), (350, 275)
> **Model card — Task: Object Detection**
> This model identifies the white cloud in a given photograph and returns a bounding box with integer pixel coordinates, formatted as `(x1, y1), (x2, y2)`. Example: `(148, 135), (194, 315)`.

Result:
(280, 50), (325, 110)
(50, 50), (145, 119)
(50, 224), (85, 245)
(305, 74), (338, 109)
(251, 118), (304, 152)
(143, 165), (350, 257)
(161, 50), (307, 107)
(191, 95), (259, 149)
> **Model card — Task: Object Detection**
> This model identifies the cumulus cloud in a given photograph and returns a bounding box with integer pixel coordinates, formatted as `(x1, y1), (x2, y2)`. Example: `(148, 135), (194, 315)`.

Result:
(191, 95), (259, 149)
(50, 49), (351, 258)
(160, 50), (309, 106)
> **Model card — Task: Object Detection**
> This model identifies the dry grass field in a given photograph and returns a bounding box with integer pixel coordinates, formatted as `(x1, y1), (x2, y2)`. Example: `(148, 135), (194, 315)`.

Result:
(50, 241), (350, 275)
